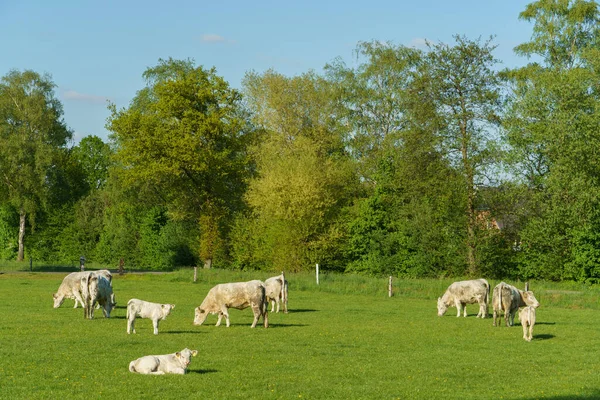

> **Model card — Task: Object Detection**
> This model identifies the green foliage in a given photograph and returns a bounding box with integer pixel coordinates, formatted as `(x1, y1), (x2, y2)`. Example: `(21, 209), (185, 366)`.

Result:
(0, 204), (18, 259)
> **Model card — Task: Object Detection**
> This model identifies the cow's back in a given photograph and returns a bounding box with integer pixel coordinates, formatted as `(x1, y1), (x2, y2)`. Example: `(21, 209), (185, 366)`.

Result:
(203, 280), (264, 310)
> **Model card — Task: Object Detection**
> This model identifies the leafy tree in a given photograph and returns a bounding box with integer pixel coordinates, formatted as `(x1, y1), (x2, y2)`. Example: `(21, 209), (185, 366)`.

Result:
(504, 0), (600, 281)
(107, 58), (253, 269)
(420, 35), (503, 276)
(0, 70), (72, 261)
(239, 70), (355, 271)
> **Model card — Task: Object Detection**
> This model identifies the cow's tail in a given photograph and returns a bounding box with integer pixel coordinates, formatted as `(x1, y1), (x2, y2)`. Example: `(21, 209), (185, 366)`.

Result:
(280, 271), (286, 302)
(81, 273), (91, 319)
(484, 280), (490, 318)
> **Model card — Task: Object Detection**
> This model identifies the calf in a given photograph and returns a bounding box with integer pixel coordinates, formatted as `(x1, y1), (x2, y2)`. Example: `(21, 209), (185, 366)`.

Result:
(437, 279), (489, 318)
(492, 282), (540, 327)
(127, 299), (175, 335)
(193, 280), (268, 328)
(519, 306), (536, 341)
(129, 348), (198, 375)
(264, 272), (288, 313)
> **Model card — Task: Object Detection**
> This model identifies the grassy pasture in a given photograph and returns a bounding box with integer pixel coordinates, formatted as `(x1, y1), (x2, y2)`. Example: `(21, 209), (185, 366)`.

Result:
(1, 270), (600, 399)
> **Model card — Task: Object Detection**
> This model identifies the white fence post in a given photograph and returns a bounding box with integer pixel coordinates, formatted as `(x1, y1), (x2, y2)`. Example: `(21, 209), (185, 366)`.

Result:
(316, 263), (319, 285)
(388, 276), (393, 297)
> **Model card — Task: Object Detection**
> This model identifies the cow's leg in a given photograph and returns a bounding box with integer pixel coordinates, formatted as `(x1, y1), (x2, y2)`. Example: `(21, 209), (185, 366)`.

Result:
(250, 303), (262, 328)
(454, 300), (462, 317)
(127, 316), (135, 334)
(263, 307), (269, 328)
(216, 313), (223, 327)
(270, 300), (275, 313)
(276, 299), (280, 313)
(153, 319), (159, 335)
(463, 303), (467, 317)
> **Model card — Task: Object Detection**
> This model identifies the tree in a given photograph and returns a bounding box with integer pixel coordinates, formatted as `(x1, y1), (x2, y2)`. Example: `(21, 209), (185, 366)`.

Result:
(420, 36), (503, 276)
(107, 58), (253, 269)
(239, 70), (355, 271)
(0, 70), (72, 261)
(504, 0), (600, 281)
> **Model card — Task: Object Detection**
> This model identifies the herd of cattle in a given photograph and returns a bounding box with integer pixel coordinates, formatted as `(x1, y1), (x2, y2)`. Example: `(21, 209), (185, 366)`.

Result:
(52, 270), (288, 374)
(436, 278), (540, 341)
(52, 271), (536, 374)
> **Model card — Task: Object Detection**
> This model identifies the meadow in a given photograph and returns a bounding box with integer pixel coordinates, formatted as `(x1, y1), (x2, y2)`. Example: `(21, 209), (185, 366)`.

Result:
(1, 269), (599, 399)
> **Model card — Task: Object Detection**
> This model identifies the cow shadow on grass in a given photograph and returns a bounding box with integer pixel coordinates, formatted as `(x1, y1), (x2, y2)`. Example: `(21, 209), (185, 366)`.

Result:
(167, 330), (201, 334)
(287, 309), (317, 313)
(188, 369), (218, 375)
(267, 323), (308, 329)
(533, 334), (555, 340)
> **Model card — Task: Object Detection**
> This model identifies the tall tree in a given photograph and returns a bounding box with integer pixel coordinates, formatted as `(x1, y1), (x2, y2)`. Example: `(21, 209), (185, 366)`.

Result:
(107, 58), (253, 269)
(0, 70), (72, 261)
(240, 70), (355, 271)
(504, 0), (600, 281)
(421, 36), (503, 276)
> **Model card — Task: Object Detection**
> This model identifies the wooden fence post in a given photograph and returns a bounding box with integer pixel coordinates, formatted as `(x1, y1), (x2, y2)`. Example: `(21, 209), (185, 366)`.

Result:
(193, 266), (198, 283)
(316, 264), (319, 285)
(388, 276), (393, 297)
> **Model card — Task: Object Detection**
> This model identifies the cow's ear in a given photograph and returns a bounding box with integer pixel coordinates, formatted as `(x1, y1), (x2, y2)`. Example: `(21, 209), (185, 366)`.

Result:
(175, 352), (181, 358)
(191, 350), (198, 357)
(171, 304), (175, 309)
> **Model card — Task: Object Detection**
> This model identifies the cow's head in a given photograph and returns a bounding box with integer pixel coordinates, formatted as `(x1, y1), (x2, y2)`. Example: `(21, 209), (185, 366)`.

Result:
(522, 291), (540, 308)
(53, 293), (64, 308)
(437, 297), (449, 317)
(177, 348), (198, 370)
(162, 304), (175, 319)
(193, 307), (207, 326)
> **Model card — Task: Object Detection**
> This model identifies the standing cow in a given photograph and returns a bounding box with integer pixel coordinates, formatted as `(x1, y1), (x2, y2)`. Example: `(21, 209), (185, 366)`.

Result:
(492, 282), (540, 327)
(81, 271), (115, 319)
(437, 279), (490, 318)
(127, 299), (175, 335)
(264, 272), (288, 314)
(519, 306), (536, 341)
(53, 272), (87, 308)
(193, 280), (268, 328)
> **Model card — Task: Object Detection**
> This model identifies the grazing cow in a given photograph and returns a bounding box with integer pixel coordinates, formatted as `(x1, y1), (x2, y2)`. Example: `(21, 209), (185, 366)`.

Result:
(492, 282), (540, 327)
(519, 306), (536, 342)
(53, 272), (87, 308)
(81, 271), (115, 319)
(264, 272), (288, 314)
(437, 279), (490, 318)
(129, 348), (198, 375)
(127, 299), (175, 335)
(193, 280), (268, 328)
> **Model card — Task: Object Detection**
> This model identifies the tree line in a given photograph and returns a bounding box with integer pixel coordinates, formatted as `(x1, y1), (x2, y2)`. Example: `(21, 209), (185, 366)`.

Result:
(1, 1), (600, 282)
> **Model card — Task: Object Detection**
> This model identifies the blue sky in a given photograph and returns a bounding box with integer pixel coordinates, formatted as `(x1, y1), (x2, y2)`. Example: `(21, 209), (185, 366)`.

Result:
(1, 0), (535, 143)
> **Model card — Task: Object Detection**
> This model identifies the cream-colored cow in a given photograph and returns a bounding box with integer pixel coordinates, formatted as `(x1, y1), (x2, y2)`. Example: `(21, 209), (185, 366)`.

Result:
(127, 299), (174, 335)
(519, 306), (536, 341)
(129, 348), (198, 375)
(264, 273), (288, 313)
(492, 282), (540, 327)
(193, 280), (268, 328)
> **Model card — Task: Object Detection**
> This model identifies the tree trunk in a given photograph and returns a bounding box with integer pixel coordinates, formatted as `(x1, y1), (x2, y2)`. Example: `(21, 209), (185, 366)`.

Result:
(17, 210), (26, 262)
(203, 258), (212, 269)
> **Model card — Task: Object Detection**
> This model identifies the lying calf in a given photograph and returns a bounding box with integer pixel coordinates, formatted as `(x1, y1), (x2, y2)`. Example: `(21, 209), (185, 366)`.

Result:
(129, 348), (198, 375)
(518, 306), (536, 342)
(127, 298), (175, 335)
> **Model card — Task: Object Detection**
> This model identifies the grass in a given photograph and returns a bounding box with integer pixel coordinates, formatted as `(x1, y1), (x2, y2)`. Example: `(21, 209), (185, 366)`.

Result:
(1, 270), (600, 399)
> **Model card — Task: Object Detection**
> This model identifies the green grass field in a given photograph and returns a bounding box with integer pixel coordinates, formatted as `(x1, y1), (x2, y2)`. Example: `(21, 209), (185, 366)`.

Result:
(1, 270), (599, 399)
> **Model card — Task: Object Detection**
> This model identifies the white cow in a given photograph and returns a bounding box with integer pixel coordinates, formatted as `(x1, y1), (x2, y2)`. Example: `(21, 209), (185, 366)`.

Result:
(53, 272), (87, 308)
(492, 282), (540, 327)
(264, 273), (288, 313)
(193, 280), (268, 328)
(129, 348), (198, 375)
(127, 299), (175, 335)
(437, 279), (490, 318)
(81, 271), (115, 319)
(519, 305), (536, 342)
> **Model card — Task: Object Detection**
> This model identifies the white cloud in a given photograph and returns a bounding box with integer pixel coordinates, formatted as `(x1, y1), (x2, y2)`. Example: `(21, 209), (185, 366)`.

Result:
(62, 90), (108, 104)
(408, 37), (429, 49)
(201, 33), (227, 43)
